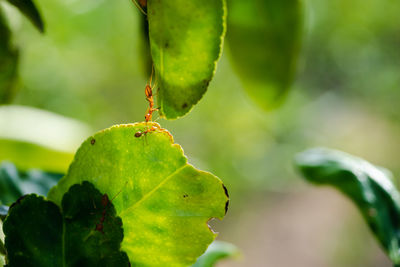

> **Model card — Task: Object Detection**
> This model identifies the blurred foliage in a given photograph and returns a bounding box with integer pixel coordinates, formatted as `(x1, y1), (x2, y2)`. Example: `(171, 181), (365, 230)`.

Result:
(192, 241), (239, 267)
(0, 6), (18, 104)
(0, 139), (73, 172)
(0, 105), (91, 172)
(227, 0), (303, 110)
(6, 0), (44, 32)
(296, 148), (400, 265)
(0, 0), (43, 104)
(0, 161), (62, 205)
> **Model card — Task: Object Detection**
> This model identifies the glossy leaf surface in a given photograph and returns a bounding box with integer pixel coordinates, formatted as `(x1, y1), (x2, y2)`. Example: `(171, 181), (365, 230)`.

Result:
(0, 161), (62, 205)
(227, 0), (303, 110)
(3, 182), (129, 267)
(48, 122), (229, 266)
(148, 0), (226, 119)
(7, 0), (44, 32)
(295, 148), (400, 264)
(192, 241), (239, 267)
(0, 8), (19, 104)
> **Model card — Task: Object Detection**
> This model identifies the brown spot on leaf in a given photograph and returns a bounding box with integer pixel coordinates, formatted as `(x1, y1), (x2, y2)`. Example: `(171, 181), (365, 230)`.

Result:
(182, 103), (188, 109)
(183, 194), (188, 198)
(91, 138), (96, 145)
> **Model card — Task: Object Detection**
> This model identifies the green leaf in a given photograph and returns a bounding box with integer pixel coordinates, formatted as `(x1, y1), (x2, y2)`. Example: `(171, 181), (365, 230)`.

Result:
(227, 0), (303, 110)
(48, 122), (229, 266)
(192, 241), (239, 267)
(148, 0), (226, 119)
(0, 161), (62, 205)
(295, 148), (400, 265)
(0, 8), (19, 104)
(138, 15), (152, 78)
(0, 105), (91, 173)
(3, 182), (129, 267)
(6, 0), (44, 32)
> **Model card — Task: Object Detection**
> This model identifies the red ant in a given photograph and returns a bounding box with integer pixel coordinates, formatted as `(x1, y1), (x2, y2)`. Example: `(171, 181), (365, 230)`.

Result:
(134, 125), (159, 138)
(144, 67), (158, 123)
(95, 194), (110, 234)
(94, 184), (126, 234)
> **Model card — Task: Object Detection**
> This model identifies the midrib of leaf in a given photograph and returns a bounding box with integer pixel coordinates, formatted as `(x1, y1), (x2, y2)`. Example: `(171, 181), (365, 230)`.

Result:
(119, 165), (186, 217)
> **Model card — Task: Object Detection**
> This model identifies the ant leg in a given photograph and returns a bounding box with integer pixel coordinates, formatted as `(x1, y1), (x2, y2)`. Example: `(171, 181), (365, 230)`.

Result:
(131, 0), (147, 15)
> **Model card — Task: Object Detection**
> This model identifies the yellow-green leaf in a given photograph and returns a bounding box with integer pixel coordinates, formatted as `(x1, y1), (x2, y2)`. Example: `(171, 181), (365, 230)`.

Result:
(48, 122), (229, 266)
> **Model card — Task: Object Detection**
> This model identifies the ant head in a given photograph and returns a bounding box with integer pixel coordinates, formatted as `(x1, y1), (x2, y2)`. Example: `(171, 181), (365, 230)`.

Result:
(145, 85), (152, 98)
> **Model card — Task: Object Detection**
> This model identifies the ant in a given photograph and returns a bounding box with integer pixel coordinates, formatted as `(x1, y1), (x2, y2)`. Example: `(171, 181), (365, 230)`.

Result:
(132, 0), (147, 15)
(94, 183), (126, 234)
(134, 123), (173, 141)
(144, 67), (158, 123)
(134, 125), (159, 138)
(95, 194), (110, 234)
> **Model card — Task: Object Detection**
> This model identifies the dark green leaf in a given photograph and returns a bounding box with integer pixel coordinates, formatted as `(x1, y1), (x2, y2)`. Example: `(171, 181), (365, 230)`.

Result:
(295, 148), (400, 265)
(148, 0), (226, 119)
(227, 0), (303, 110)
(4, 194), (63, 267)
(192, 241), (239, 267)
(6, 0), (44, 32)
(48, 122), (229, 266)
(0, 8), (19, 104)
(3, 182), (129, 267)
(0, 161), (62, 205)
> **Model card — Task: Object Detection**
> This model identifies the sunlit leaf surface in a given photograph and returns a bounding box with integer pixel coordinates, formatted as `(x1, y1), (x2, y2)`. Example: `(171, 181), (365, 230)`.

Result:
(48, 122), (229, 266)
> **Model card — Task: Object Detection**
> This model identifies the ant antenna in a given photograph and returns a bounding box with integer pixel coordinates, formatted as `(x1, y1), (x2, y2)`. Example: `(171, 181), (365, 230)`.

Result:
(110, 181), (128, 202)
(132, 0), (147, 16)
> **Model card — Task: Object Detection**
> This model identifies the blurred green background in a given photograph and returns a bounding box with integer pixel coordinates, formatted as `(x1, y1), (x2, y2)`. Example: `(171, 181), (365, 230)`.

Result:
(1, 0), (400, 266)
